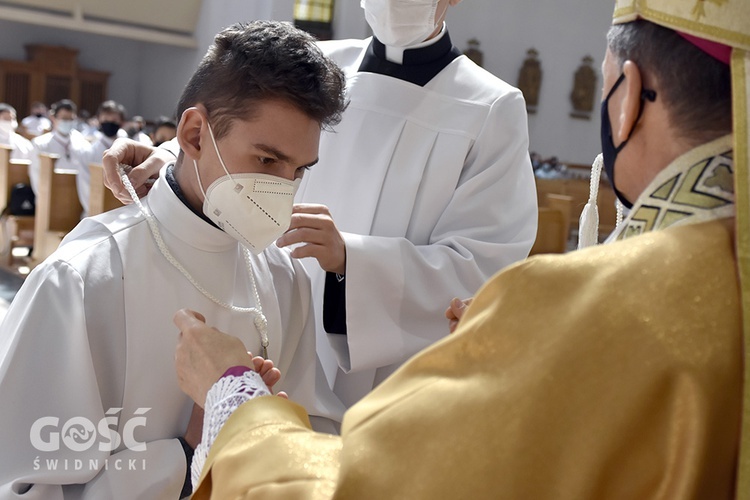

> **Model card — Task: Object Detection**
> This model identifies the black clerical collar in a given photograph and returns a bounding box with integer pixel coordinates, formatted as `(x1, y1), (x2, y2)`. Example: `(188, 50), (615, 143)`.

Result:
(358, 30), (462, 87)
(165, 163), (220, 229)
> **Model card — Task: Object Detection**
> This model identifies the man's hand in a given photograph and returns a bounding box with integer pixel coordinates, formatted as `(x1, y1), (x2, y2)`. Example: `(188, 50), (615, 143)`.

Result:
(250, 355), (288, 399)
(102, 138), (171, 203)
(174, 309), (255, 408)
(445, 297), (473, 333)
(276, 204), (346, 275)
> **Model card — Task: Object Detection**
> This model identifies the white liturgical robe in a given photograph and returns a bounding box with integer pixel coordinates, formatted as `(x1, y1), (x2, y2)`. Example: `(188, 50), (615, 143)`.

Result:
(0, 167), (318, 498)
(29, 129), (92, 197)
(0, 130), (33, 162)
(301, 37), (537, 415)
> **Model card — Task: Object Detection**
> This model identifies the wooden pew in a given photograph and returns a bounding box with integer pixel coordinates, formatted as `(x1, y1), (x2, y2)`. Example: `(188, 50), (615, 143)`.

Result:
(536, 177), (618, 236)
(530, 207), (568, 255)
(545, 193), (573, 241)
(31, 153), (82, 263)
(0, 145), (34, 266)
(88, 163), (124, 216)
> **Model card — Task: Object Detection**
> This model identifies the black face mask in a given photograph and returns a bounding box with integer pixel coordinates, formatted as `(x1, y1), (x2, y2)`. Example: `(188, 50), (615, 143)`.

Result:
(100, 121), (120, 138)
(600, 72), (657, 209)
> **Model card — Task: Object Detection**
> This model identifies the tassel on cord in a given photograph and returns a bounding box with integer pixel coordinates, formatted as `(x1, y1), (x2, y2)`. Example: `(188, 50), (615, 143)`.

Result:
(577, 154), (603, 249)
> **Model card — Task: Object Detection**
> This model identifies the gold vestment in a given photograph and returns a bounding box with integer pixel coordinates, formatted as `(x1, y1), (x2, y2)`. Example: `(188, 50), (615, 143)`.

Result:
(193, 139), (742, 499)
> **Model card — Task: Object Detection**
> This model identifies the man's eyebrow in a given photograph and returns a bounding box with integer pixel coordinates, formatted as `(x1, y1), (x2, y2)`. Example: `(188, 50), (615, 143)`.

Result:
(254, 143), (318, 168)
(254, 143), (291, 162)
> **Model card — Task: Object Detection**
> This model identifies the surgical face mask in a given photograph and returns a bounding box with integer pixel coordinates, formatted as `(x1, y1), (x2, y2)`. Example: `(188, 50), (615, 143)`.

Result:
(193, 120), (300, 254)
(599, 72), (656, 209)
(361, 0), (444, 47)
(99, 121), (120, 138)
(56, 119), (75, 135)
(0, 119), (17, 134)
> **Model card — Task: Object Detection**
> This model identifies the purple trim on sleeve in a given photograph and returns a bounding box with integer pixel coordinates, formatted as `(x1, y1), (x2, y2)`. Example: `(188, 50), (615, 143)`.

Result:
(221, 366), (252, 379)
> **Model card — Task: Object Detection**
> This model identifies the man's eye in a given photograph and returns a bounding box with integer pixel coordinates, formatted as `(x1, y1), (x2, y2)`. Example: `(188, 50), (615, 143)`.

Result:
(259, 157), (275, 165)
(295, 165), (311, 178)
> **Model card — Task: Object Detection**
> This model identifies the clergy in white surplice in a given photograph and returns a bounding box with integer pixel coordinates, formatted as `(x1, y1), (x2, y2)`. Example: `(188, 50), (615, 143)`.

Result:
(29, 99), (93, 208)
(285, 0), (537, 417)
(0, 21), (346, 499)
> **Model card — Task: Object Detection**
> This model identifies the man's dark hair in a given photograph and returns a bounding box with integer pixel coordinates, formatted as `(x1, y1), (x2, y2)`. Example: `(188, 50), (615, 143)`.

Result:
(155, 116), (177, 130)
(607, 20), (731, 144)
(97, 100), (127, 121)
(177, 20), (346, 139)
(51, 99), (77, 116)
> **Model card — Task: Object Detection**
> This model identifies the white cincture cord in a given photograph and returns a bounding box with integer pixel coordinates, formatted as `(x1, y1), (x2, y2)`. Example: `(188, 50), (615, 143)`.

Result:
(118, 165), (270, 358)
(615, 199), (625, 228)
(577, 154), (603, 249)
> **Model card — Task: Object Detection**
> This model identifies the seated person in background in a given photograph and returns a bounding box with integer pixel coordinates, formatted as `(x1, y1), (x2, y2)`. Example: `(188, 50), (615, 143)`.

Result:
(150, 116), (177, 147)
(0, 103), (33, 161)
(0, 20), (345, 499)
(124, 115), (153, 146)
(75, 110), (98, 141)
(80, 100), (128, 215)
(29, 99), (93, 209)
(172, 3), (748, 498)
(19, 102), (51, 139)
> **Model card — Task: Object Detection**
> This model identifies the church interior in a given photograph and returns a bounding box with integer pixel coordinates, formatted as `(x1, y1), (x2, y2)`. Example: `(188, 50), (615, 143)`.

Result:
(0, 0), (617, 316)
(0, 0), (747, 497)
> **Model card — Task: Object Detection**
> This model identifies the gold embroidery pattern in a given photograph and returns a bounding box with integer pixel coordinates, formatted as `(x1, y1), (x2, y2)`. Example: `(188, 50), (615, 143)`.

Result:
(692, 0), (729, 19)
(619, 150), (734, 240)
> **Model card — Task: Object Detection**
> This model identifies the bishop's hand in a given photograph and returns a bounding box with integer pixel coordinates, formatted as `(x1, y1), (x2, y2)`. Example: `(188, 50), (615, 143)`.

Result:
(174, 309), (282, 407)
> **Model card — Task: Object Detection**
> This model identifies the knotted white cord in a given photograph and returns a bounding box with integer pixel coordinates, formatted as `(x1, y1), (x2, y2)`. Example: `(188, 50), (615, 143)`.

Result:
(577, 154), (603, 249)
(118, 165), (269, 357)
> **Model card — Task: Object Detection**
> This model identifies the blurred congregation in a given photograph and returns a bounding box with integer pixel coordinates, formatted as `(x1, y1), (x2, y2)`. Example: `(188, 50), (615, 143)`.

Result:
(0, 97), (176, 275)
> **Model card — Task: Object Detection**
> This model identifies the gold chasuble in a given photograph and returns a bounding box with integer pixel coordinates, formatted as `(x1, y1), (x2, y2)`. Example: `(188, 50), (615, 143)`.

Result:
(192, 1), (750, 497)
(192, 140), (742, 498)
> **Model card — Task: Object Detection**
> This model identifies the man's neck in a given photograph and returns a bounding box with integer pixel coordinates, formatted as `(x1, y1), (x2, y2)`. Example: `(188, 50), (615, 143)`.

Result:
(172, 160), (212, 221)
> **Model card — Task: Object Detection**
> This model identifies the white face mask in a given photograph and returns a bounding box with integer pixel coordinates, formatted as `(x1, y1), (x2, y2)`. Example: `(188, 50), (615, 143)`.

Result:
(56, 119), (75, 135)
(193, 121), (300, 254)
(0, 119), (17, 135)
(361, 0), (443, 47)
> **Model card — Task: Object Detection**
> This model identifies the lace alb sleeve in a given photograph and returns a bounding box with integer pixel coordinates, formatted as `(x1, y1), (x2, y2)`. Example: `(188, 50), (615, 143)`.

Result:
(191, 370), (271, 489)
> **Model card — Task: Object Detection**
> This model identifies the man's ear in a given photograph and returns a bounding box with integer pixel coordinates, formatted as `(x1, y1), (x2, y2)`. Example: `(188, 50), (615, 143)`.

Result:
(177, 106), (206, 161)
(616, 60), (644, 143)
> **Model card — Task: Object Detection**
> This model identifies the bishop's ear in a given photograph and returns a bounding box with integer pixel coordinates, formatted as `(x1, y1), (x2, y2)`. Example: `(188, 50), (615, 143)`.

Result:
(616, 60), (645, 144)
(177, 106), (207, 161)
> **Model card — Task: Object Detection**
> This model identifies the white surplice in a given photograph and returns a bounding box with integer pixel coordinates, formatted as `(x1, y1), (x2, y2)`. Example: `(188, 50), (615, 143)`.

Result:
(301, 38), (538, 414)
(0, 167), (317, 499)
(0, 130), (33, 162)
(30, 129), (93, 198)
